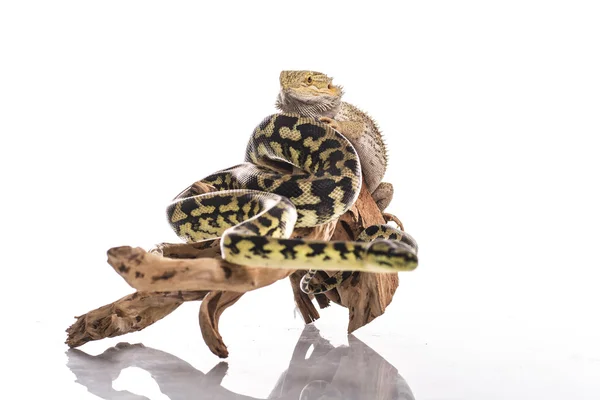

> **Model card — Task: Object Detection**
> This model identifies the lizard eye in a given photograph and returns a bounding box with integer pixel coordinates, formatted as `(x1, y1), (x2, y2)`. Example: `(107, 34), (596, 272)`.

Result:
(328, 83), (332, 89)
(306, 76), (313, 84)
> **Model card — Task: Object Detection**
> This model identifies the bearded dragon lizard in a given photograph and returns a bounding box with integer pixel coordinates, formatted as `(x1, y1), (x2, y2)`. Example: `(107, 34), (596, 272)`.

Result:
(276, 70), (396, 214)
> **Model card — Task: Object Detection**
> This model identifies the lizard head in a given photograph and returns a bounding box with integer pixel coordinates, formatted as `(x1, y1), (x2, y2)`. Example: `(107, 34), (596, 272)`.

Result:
(276, 70), (344, 119)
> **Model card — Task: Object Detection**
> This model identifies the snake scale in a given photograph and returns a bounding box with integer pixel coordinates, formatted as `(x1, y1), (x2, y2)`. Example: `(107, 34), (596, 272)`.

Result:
(166, 113), (418, 294)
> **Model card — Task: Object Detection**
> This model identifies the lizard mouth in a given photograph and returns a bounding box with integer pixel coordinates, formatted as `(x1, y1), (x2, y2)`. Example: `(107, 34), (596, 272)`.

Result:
(281, 89), (325, 103)
(280, 88), (331, 104)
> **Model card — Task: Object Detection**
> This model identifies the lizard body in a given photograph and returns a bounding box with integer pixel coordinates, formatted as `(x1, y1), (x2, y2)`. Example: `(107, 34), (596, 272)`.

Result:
(276, 70), (394, 211)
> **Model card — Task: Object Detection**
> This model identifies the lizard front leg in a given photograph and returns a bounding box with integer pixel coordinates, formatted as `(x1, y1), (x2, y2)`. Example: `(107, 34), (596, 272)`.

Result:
(371, 182), (403, 230)
(372, 181), (394, 211)
(319, 117), (364, 142)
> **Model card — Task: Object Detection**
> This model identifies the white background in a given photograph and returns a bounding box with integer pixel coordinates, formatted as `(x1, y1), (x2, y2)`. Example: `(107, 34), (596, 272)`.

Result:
(1, 1), (599, 399)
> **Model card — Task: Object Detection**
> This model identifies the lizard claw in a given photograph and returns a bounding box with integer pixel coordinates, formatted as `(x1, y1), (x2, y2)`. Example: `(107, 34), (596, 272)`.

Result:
(319, 117), (341, 131)
(383, 212), (404, 231)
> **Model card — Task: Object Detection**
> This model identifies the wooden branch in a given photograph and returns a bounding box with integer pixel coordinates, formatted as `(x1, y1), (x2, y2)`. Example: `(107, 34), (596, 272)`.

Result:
(66, 177), (408, 354)
(65, 290), (207, 348)
(107, 246), (295, 293)
(198, 291), (245, 358)
(150, 240), (220, 259)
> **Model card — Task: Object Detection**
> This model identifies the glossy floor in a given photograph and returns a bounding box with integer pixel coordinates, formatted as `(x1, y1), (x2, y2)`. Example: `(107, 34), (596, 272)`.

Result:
(66, 324), (415, 400)
(9, 275), (600, 400)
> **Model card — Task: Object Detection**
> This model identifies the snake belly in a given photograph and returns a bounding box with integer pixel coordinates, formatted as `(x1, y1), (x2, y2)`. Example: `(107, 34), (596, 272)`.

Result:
(166, 113), (418, 293)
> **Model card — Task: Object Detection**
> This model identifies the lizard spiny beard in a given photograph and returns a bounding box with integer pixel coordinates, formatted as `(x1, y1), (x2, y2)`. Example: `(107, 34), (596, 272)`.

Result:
(275, 91), (342, 119)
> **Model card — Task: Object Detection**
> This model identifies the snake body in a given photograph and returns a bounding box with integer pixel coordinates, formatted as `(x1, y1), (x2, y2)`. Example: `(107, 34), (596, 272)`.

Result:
(166, 114), (418, 294)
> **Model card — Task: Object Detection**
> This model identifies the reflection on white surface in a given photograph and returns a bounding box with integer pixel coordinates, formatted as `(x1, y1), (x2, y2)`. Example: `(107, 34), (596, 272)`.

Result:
(67, 325), (413, 400)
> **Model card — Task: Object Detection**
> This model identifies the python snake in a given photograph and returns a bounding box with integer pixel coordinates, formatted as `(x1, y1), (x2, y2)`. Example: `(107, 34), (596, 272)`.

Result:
(166, 113), (418, 294)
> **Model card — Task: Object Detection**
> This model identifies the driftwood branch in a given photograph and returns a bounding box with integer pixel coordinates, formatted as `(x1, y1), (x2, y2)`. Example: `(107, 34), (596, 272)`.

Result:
(198, 291), (245, 358)
(66, 290), (208, 348)
(107, 246), (296, 293)
(66, 178), (406, 356)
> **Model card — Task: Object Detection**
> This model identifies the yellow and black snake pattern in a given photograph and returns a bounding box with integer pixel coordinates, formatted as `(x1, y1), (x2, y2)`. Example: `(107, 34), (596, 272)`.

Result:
(166, 113), (418, 294)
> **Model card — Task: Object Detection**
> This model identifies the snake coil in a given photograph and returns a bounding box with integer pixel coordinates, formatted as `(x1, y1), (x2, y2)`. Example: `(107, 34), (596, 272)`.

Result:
(167, 113), (418, 294)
